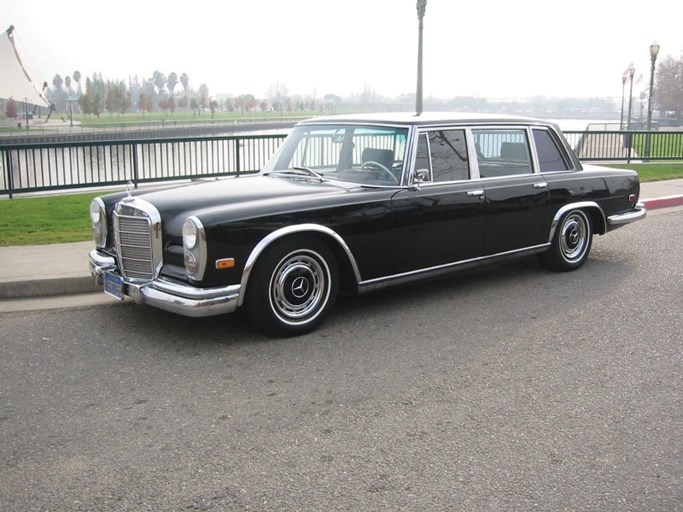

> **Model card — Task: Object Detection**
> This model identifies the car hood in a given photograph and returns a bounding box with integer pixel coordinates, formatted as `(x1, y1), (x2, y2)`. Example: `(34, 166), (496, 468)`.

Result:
(134, 174), (353, 235)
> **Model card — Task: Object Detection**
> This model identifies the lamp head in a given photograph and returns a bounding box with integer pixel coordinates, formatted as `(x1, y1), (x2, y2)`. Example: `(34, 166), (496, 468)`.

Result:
(650, 41), (660, 60)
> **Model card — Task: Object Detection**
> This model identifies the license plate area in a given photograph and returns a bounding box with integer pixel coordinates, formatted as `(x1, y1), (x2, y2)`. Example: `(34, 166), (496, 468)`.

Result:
(104, 272), (125, 300)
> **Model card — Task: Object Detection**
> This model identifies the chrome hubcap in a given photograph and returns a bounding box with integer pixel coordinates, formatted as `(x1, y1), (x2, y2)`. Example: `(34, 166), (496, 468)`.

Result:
(270, 251), (329, 323)
(560, 214), (587, 261)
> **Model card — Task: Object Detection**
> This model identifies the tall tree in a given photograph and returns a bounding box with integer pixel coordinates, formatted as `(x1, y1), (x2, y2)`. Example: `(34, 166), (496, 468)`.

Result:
(73, 70), (82, 95)
(152, 70), (166, 96)
(180, 72), (189, 98)
(167, 72), (178, 97)
(654, 54), (683, 118)
(50, 74), (66, 111)
(268, 81), (289, 113)
(52, 74), (64, 90)
(199, 83), (209, 109)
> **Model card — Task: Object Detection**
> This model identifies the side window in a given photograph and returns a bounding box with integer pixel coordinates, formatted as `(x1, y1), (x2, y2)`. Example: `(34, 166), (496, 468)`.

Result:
(415, 133), (431, 176)
(473, 129), (532, 178)
(533, 128), (571, 172)
(428, 130), (469, 182)
(414, 130), (469, 183)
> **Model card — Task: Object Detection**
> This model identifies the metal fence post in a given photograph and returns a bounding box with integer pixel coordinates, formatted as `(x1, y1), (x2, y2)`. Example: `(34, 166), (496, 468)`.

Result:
(3, 148), (14, 199)
(131, 142), (139, 189)
(235, 138), (241, 177)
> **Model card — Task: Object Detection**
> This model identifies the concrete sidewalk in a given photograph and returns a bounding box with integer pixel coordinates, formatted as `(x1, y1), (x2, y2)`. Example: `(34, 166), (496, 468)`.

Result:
(1, 179), (683, 303)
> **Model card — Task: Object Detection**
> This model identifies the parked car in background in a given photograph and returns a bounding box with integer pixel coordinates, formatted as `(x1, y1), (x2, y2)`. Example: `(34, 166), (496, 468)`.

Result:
(89, 113), (645, 336)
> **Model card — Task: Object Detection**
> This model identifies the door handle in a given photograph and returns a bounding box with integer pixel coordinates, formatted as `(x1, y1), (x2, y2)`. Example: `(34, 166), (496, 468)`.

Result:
(467, 189), (485, 197)
(533, 182), (548, 189)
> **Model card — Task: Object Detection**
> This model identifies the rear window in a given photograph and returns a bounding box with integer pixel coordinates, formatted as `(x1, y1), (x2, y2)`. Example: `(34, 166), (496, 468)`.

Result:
(533, 129), (571, 172)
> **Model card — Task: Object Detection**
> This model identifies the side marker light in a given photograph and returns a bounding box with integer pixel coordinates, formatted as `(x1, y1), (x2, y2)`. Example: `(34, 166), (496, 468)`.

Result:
(216, 258), (236, 269)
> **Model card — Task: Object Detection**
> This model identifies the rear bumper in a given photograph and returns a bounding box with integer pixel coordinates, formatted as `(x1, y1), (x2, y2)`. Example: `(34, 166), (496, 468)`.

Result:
(607, 203), (646, 228)
(89, 250), (240, 317)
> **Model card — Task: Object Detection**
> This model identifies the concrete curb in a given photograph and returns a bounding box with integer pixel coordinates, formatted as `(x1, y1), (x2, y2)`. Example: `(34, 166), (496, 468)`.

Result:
(641, 195), (683, 210)
(0, 276), (98, 299)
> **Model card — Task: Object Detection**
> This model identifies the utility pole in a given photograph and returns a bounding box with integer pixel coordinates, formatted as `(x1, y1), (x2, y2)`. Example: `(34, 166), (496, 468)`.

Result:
(416, 0), (427, 115)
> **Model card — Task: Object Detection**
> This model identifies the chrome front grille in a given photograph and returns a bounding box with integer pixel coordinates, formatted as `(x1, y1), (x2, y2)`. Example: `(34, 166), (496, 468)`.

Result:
(116, 215), (153, 279)
(113, 198), (163, 281)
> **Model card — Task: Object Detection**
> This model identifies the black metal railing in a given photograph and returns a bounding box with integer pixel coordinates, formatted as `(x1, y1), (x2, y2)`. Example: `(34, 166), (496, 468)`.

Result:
(564, 130), (683, 162)
(1, 130), (682, 197)
(1, 133), (287, 198)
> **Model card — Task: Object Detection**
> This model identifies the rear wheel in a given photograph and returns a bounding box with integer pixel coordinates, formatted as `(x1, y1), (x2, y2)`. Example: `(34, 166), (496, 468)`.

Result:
(539, 210), (592, 271)
(244, 237), (338, 336)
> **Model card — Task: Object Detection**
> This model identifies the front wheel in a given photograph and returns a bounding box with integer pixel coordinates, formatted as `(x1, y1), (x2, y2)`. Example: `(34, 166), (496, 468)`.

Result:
(244, 238), (338, 336)
(539, 210), (593, 271)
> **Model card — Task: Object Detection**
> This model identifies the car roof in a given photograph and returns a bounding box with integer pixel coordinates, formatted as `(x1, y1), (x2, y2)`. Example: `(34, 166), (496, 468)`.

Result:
(298, 112), (553, 128)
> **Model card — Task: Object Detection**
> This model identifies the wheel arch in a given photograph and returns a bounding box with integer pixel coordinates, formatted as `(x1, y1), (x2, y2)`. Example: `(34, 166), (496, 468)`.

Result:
(548, 201), (606, 242)
(237, 224), (362, 308)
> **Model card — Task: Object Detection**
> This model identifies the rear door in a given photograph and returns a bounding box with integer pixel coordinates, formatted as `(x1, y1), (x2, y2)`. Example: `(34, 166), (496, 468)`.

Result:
(472, 127), (551, 255)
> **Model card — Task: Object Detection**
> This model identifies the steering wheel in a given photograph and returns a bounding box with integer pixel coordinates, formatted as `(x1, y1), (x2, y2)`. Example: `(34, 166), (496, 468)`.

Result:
(360, 161), (399, 184)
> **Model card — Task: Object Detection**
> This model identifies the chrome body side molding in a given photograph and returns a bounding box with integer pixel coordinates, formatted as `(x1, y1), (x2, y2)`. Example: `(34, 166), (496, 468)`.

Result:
(357, 244), (550, 294)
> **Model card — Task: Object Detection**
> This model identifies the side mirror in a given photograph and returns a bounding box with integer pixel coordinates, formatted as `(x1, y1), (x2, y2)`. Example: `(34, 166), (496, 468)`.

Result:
(411, 168), (430, 189)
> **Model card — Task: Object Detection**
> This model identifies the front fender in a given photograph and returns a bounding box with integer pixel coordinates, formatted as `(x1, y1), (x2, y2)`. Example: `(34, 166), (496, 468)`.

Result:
(237, 224), (362, 307)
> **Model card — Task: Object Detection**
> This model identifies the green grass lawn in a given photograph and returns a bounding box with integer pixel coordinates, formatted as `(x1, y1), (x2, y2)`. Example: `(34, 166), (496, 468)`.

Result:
(608, 162), (683, 182)
(0, 192), (100, 246)
(1, 163), (682, 247)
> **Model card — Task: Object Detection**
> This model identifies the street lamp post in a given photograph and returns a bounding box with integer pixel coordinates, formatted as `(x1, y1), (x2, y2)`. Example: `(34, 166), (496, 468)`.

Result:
(619, 74), (627, 130)
(626, 65), (635, 131)
(645, 41), (660, 159)
(416, 0), (427, 115)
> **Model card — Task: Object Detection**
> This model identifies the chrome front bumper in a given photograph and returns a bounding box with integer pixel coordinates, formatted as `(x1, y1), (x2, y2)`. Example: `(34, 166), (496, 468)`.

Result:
(89, 250), (240, 317)
(607, 202), (647, 228)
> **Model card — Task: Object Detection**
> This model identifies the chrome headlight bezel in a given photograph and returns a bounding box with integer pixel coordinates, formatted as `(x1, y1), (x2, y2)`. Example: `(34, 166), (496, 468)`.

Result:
(182, 216), (206, 280)
(90, 197), (107, 248)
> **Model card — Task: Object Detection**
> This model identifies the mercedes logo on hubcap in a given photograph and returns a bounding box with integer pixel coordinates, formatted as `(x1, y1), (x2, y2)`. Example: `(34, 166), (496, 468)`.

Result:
(291, 276), (310, 299)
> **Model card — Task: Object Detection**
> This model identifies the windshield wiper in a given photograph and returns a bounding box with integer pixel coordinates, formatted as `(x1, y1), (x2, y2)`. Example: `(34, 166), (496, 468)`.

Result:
(264, 167), (326, 182)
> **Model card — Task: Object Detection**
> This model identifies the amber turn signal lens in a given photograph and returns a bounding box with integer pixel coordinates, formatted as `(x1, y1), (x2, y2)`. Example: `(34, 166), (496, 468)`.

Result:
(215, 258), (235, 269)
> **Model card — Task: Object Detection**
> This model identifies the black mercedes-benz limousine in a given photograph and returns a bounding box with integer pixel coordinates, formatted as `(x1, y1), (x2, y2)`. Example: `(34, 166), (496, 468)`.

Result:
(89, 113), (645, 336)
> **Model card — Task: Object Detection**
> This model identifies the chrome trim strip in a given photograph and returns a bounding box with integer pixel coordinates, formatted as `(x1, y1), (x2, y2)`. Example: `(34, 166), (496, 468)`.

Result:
(607, 203), (647, 227)
(357, 243), (550, 293)
(238, 224), (362, 307)
(548, 201), (605, 242)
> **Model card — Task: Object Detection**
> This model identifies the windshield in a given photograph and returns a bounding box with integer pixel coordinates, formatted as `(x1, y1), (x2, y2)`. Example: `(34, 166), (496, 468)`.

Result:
(263, 124), (409, 186)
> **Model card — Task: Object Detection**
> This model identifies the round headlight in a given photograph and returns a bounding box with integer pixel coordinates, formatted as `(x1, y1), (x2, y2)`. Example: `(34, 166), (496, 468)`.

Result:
(89, 199), (102, 223)
(183, 219), (198, 249)
(184, 251), (198, 274)
(90, 198), (107, 248)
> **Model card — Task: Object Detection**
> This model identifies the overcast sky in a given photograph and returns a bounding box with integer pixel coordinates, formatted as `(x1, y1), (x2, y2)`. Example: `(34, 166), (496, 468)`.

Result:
(3, 0), (681, 101)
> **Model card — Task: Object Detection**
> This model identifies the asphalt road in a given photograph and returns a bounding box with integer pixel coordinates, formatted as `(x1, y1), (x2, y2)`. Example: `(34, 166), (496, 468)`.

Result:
(1, 208), (682, 511)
